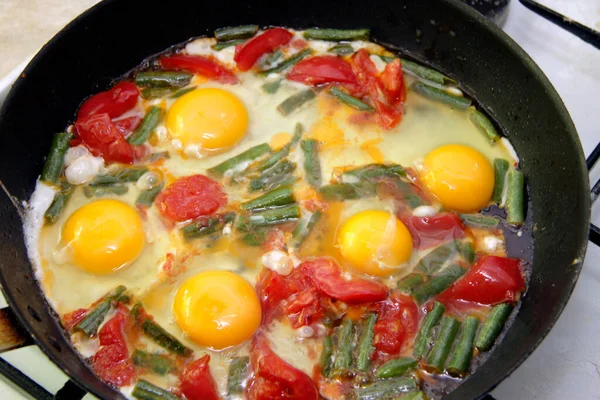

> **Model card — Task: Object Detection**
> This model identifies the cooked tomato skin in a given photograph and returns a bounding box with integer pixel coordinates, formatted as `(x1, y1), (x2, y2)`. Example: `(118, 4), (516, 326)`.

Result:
(160, 54), (239, 84)
(247, 335), (318, 400)
(438, 255), (525, 306)
(179, 355), (220, 400)
(234, 28), (294, 71)
(156, 175), (227, 222)
(401, 213), (466, 250)
(113, 116), (142, 136)
(62, 308), (87, 331)
(287, 56), (359, 88)
(75, 113), (136, 164)
(77, 81), (139, 120)
(92, 310), (136, 387)
(371, 293), (419, 360)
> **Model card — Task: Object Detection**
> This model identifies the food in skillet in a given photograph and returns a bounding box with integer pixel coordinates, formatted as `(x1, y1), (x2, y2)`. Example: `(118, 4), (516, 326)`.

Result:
(25, 26), (528, 399)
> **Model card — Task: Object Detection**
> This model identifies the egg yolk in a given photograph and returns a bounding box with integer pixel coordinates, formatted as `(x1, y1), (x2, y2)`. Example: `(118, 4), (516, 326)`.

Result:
(62, 199), (144, 274)
(166, 88), (248, 151)
(422, 144), (495, 213)
(173, 271), (261, 349)
(337, 210), (413, 276)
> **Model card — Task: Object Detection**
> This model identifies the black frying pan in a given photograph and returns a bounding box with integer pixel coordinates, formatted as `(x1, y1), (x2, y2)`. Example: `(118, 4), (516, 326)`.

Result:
(0, 0), (592, 398)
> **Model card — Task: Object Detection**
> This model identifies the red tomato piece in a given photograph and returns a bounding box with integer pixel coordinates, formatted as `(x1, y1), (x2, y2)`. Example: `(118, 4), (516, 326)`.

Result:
(179, 355), (220, 400)
(92, 310), (136, 387)
(62, 308), (88, 331)
(371, 293), (419, 360)
(159, 54), (239, 84)
(438, 255), (525, 306)
(380, 58), (406, 106)
(287, 56), (359, 89)
(257, 269), (291, 323)
(113, 116), (142, 137)
(77, 81), (139, 120)
(247, 335), (318, 400)
(156, 175), (227, 222)
(234, 28), (294, 71)
(401, 213), (466, 250)
(351, 49), (380, 94)
(75, 113), (135, 164)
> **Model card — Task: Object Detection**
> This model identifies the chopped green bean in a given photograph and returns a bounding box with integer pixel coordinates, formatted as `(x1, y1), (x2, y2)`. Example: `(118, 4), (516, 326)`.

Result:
(357, 313), (378, 371)
(209, 143), (271, 177)
(493, 158), (510, 205)
(132, 379), (181, 400)
(457, 241), (476, 264)
(413, 301), (445, 358)
(376, 357), (418, 379)
(319, 182), (375, 200)
(446, 316), (479, 375)
(132, 350), (176, 375)
(169, 86), (196, 98)
(239, 229), (268, 247)
(262, 79), (282, 94)
(249, 160), (297, 192)
(212, 39), (246, 51)
(460, 214), (500, 229)
(141, 319), (193, 356)
(241, 187), (294, 211)
(255, 123), (303, 171)
(333, 319), (354, 375)
(247, 203), (300, 227)
(426, 316), (460, 372)
(342, 163), (406, 181)
(141, 87), (177, 99)
(476, 303), (513, 352)
(301, 139), (322, 187)
(320, 335), (334, 378)
(397, 273), (426, 294)
(41, 132), (72, 184)
(227, 356), (249, 395)
(506, 170), (525, 225)
(329, 87), (374, 111)
(398, 58), (457, 86)
(262, 50), (284, 67)
(181, 212), (235, 239)
(277, 89), (316, 116)
(44, 183), (74, 225)
(413, 264), (466, 304)
(260, 49), (313, 75)
(215, 25), (259, 41)
(328, 44), (355, 55)
(416, 242), (456, 274)
(355, 377), (417, 400)
(128, 107), (164, 145)
(136, 182), (164, 207)
(411, 82), (471, 110)
(291, 211), (322, 249)
(303, 28), (370, 41)
(131, 302), (144, 324)
(469, 108), (501, 143)
(74, 286), (126, 336)
(135, 71), (192, 88)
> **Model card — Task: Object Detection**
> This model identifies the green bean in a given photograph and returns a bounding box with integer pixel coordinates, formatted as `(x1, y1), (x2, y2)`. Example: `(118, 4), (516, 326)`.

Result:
(355, 377), (417, 400)
(398, 58), (457, 86)
(169, 86), (196, 98)
(141, 87), (177, 99)
(141, 319), (193, 356)
(131, 302), (144, 324)
(413, 264), (466, 304)
(376, 357), (418, 379)
(291, 211), (322, 249)
(249, 160), (297, 192)
(416, 242), (456, 274)
(215, 25), (259, 41)
(212, 39), (246, 51)
(397, 273), (426, 294)
(255, 123), (303, 171)
(208, 143), (272, 177)
(357, 313), (378, 371)
(476, 303), (513, 352)
(342, 163), (406, 181)
(262, 79), (282, 94)
(260, 49), (313, 75)
(181, 212), (235, 239)
(135, 71), (192, 88)
(303, 28), (370, 41)
(262, 50), (284, 67)
(277, 90), (316, 116)
(132, 350), (176, 375)
(83, 183), (128, 198)
(493, 158), (510, 204)
(411, 82), (471, 110)
(227, 356), (249, 395)
(329, 87), (374, 111)
(136, 182), (164, 207)
(132, 379), (181, 400)
(397, 391), (427, 400)
(320, 335), (334, 378)
(90, 167), (148, 186)
(247, 203), (300, 227)
(469, 108), (500, 143)
(301, 139), (322, 187)
(333, 319), (354, 375)
(239, 229), (268, 246)
(446, 316), (479, 375)
(128, 107), (164, 145)
(74, 286), (126, 336)
(457, 241), (476, 264)
(41, 132), (72, 184)
(319, 182), (375, 200)
(44, 183), (74, 225)
(506, 170), (525, 225)
(413, 301), (445, 358)
(460, 214), (500, 229)
(241, 187), (294, 211)
(328, 44), (355, 55)
(426, 316), (460, 372)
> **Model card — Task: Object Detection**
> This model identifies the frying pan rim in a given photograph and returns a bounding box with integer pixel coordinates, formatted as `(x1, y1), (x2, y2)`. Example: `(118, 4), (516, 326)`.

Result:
(0, 0), (590, 398)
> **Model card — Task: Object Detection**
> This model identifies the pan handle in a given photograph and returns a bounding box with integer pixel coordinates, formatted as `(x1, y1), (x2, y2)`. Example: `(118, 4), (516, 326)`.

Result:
(587, 143), (600, 246)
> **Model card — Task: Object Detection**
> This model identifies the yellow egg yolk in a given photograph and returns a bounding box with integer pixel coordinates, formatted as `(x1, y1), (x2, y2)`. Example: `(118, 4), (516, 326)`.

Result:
(62, 199), (144, 274)
(337, 210), (413, 276)
(422, 144), (495, 213)
(173, 271), (261, 350)
(166, 88), (248, 151)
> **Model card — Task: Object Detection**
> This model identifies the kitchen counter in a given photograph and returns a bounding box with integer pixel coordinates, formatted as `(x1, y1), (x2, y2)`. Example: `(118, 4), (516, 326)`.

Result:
(0, 1), (598, 399)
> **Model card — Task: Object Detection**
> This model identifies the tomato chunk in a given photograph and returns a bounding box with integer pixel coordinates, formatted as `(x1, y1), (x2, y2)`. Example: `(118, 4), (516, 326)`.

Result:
(77, 81), (139, 120)
(160, 54), (239, 84)
(179, 355), (220, 400)
(113, 116), (142, 137)
(75, 113), (135, 164)
(156, 174), (227, 222)
(235, 28), (294, 71)
(62, 308), (87, 331)
(287, 56), (359, 88)
(92, 310), (136, 387)
(247, 335), (318, 400)
(371, 293), (419, 361)
(438, 255), (525, 306)
(401, 213), (466, 250)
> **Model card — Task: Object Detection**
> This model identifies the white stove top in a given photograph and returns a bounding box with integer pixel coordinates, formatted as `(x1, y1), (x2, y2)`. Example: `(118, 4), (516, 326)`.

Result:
(0, 1), (598, 399)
